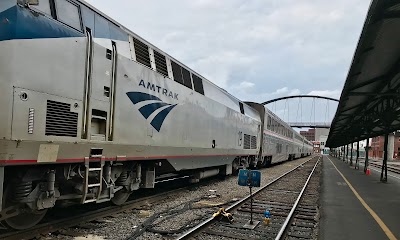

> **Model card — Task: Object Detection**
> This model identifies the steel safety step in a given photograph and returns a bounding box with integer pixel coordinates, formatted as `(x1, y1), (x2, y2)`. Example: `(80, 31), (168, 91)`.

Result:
(88, 183), (101, 188)
(88, 168), (102, 171)
(83, 199), (97, 204)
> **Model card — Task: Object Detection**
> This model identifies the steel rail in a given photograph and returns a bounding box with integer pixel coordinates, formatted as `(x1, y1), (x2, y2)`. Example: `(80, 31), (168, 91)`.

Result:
(176, 155), (319, 240)
(0, 185), (192, 240)
(275, 155), (321, 240)
(369, 162), (400, 174)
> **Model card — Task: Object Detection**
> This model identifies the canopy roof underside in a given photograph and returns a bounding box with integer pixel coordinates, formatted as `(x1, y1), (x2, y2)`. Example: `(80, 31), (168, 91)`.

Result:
(327, 0), (400, 147)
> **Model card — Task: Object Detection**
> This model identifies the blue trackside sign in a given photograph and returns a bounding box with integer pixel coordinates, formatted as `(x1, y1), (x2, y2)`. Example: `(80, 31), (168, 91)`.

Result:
(238, 169), (261, 187)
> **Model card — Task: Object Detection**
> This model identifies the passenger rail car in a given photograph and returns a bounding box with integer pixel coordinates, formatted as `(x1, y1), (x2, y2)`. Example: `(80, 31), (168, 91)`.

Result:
(0, 0), (311, 229)
(246, 102), (313, 166)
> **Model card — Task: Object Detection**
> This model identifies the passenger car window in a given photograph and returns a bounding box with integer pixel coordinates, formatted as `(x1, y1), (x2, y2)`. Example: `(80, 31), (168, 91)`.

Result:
(55, 0), (82, 31)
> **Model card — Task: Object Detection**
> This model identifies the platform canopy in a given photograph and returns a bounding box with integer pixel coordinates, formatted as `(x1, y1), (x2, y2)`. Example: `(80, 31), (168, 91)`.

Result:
(327, 0), (400, 148)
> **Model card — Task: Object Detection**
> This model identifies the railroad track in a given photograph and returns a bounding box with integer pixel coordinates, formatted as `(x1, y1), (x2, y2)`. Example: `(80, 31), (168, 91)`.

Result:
(369, 162), (400, 174)
(176, 155), (321, 240)
(0, 163), (286, 240)
(0, 157), (317, 240)
(0, 191), (180, 240)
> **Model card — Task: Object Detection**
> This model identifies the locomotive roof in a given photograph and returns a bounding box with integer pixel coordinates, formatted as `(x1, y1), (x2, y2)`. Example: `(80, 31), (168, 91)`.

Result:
(76, 0), (248, 105)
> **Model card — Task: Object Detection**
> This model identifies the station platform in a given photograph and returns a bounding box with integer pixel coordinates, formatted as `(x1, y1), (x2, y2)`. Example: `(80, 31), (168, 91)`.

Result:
(319, 155), (400, 240)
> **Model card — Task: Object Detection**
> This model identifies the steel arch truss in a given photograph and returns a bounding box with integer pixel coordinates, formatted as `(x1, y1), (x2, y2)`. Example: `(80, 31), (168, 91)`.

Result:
(262, 95), (339, 128)
(262, 95), (339, 105)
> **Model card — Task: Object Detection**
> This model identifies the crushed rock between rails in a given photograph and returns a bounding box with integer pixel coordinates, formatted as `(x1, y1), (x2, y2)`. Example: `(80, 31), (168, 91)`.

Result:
(44, 157), (314, 240)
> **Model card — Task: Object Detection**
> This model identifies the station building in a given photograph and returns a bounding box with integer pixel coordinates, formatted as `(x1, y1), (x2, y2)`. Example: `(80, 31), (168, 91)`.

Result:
(369, 131), (400, 160)
(300, 128), (330, 153)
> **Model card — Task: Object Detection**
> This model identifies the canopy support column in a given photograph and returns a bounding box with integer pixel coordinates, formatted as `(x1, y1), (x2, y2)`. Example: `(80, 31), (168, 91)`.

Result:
(350, 143), (353, 166)
(355, 142), (360, 170)
(381, 134), (388, 183)
(343, 146), (346, 161)
(364, 138), (369, 173)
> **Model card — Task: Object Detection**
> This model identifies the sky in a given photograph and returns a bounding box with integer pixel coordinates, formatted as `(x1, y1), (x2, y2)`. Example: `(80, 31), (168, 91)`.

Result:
(86, 0), (371, 123)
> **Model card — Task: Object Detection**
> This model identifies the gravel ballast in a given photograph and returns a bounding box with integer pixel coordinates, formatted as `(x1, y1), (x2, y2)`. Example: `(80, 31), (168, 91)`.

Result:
(43, 157), (313, 240)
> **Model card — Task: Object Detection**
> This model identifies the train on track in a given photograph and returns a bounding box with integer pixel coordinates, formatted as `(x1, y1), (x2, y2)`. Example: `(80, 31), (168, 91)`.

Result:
(0, 0), (313, 229)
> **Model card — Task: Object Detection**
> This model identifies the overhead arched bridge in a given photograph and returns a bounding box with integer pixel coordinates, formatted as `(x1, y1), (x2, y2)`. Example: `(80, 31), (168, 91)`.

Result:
(287, 122), (331, 129)
(262, 95), (339, 105)
(262, 95), (339, 128)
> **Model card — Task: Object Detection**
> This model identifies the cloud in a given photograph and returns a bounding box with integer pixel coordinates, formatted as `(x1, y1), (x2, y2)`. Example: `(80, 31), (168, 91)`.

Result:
(267, 87), (301, 97)
(238, 81), (255, 89)
(274, 87), (289, 95)
(191, 51), (257, 88)
(85, 0), (369, 122)
(307, 89), (341, 99)
(289, 89), (301, 95)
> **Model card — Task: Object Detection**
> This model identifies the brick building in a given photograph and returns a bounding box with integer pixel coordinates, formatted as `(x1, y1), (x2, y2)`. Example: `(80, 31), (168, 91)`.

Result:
(300, 129), (315, 141)
(313, 141), (320, 153)
(370, 136), (384, 158)
(369, 132), (400, 159)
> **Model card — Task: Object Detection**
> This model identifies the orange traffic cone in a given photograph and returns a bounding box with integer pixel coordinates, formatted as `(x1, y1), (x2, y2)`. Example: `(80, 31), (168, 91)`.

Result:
(366, 167), (371, 175)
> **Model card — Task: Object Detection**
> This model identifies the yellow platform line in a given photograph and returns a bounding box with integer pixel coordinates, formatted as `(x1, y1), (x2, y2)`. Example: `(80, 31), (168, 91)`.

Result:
(327, 156), (397, 240)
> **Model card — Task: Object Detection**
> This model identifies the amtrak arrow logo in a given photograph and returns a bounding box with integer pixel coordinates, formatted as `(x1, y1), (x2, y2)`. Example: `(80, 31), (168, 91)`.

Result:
(126, 92), (177, 131)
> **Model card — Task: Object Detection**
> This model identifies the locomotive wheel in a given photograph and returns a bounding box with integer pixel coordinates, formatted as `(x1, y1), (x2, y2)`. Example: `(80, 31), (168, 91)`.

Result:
(256, 160), (263, 169)
(111, 189), (131, 205)
(2, 185), (47, 230)
(232, 160), (240, 175)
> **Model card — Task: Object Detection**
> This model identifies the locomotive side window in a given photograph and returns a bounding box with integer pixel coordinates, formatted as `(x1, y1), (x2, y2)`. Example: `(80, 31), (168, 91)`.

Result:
(55, 0), (82, 31)
(109, 23), (128, 41)
(181, 67), (193, 89)
(239, 102), (245, 114)
(171, 60), (184, 85)
(31, 0), (52, 16)
(171, 61), (193, 90)
(94, 14), (110, 38)
(192, 74), (204, 95)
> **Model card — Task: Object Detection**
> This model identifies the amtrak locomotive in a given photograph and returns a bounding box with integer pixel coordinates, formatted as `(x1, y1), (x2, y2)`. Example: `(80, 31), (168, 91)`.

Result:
(0, 0), (313, 229)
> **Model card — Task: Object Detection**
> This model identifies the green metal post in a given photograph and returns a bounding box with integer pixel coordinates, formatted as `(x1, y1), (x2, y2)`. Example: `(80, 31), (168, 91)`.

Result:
(355, 141), (359, 170)
(350, 143), (353, 166)
(364, 138), (369, 173)
(343, 146), (345, 161)
(381, 134), (388, 182)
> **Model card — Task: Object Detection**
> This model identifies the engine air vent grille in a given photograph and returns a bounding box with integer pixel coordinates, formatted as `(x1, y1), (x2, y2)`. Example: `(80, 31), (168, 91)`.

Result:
(45, 100), (78, 137)
(154, 50), (168, 76)
(244, 134), (251, 149)
(243, 134), (257, 149)
(251, 135), (257, 149)
(132, 37), (151, 68)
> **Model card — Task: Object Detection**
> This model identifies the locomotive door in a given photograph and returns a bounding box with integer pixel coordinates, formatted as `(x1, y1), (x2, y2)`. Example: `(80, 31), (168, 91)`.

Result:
(82, 27), (117, 142)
